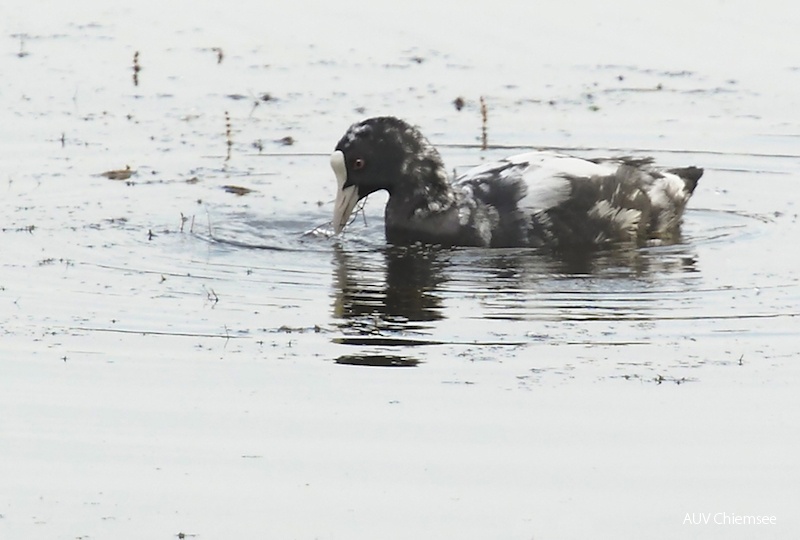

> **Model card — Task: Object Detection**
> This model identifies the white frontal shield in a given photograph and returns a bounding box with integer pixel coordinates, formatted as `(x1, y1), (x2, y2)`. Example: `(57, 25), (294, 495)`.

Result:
(330, 150), (359, 234)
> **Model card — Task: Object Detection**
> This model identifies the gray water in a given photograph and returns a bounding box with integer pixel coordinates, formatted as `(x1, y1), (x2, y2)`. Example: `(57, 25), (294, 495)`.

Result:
(2, 1), (799, 538)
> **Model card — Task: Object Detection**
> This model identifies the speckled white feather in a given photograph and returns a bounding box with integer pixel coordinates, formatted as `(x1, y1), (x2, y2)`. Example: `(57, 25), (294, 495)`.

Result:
(500, 151), (618, 211)
(588, 200), (642, 237)
(646, 172), (690, 210)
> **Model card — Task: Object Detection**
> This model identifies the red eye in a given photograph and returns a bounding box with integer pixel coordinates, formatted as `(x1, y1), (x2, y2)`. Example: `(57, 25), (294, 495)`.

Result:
(353, 158), (366, 170)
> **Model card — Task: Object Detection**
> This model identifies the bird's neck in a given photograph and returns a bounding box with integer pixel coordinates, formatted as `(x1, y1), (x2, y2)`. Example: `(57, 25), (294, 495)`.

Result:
(390, 154), (456, 220)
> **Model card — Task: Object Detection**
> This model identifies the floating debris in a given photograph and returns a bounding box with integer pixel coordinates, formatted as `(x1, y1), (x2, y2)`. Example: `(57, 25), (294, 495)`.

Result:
(98, 165), (134, 181)
(222, 185), (255, 196)
(1, 224), (35, 233)
(453, 96), (465, 111)
(276, 135), (295, 146)
(335, 354), (420, 368)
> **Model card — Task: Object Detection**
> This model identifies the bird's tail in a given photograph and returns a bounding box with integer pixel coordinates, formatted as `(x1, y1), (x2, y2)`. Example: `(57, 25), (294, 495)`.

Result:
(668, 166), (703, 194)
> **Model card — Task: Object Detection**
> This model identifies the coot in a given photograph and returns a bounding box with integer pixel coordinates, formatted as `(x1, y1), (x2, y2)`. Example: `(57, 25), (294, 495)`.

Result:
(331, 116), (701, 248)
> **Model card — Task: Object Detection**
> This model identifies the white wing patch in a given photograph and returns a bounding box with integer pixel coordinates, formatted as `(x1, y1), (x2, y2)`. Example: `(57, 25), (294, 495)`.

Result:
(460, 151), (623, 213)
(509, 151), (618, 212)
(518, 169), (572, 211)
(507, 151), (618, 175)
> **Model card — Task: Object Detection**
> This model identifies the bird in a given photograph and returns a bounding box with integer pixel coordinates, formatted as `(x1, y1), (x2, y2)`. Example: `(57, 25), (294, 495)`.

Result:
(330, 116), (702, 248)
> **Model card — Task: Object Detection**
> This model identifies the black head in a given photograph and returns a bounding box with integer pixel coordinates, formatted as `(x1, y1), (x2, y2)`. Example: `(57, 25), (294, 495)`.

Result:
(334, 116), (434, 196)
(330, 116), (445, 233)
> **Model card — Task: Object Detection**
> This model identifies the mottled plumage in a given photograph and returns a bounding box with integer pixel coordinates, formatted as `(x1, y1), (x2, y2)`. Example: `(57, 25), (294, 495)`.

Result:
(330, 116), (702, 248)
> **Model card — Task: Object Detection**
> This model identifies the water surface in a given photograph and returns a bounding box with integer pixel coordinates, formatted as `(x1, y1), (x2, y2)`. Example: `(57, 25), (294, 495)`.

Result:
(2, 1), (799, 538)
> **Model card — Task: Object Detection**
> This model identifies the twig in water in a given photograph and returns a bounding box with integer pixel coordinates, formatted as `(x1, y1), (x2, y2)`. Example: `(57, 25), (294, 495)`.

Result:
(132, 51), (141, 86)
(225, 111), (232, 161)
(15, 34), (29, 58)
(479, 96), (488, 151)
(204, 286), (219, 305)
(248, 92), (260, 118)
(320, 196), (369, 238)
(212, 47), (224, 64)
(205, 207), (214, 238)
(348, 196), (369, 229)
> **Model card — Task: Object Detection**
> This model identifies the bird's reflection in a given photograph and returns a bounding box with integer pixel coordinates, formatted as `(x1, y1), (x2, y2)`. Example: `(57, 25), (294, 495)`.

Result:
(331, 243), (449, 366)
(475, 242), (699, 284)
(456, 243), (700, 325)
(329, 240), (699, 365)
(332, 244), (447, 331)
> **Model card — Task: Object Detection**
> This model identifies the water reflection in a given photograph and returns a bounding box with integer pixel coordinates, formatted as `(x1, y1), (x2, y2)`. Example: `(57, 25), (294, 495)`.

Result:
(330, 240), (700, 365)
(333, 354), (420, 368)
(332, 244), (448, 333)
(463, 243), (699, 286)
(331, 244), (451, 366)
(453, 244), (700, 324)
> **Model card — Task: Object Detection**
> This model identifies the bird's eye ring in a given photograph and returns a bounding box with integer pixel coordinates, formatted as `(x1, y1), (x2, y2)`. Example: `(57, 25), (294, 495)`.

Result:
(353, 158), (366, 170)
